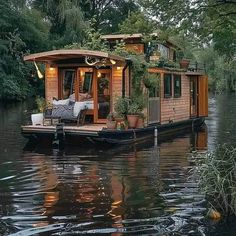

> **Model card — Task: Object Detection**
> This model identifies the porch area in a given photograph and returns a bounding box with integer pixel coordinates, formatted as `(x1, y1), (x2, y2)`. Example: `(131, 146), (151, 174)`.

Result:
(21, 124), (106, 138)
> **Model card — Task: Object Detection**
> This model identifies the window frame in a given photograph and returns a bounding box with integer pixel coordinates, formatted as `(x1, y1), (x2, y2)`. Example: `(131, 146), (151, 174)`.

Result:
(164, 73), (172, 98)
(173, 74), (182, 98)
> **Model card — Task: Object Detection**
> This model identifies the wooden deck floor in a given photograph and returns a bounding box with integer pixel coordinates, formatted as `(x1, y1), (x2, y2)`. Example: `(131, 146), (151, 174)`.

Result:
(22, 124), (106, 133)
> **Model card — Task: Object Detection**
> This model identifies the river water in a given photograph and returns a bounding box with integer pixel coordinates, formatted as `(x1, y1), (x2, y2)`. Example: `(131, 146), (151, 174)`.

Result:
(0, 94), (235, 235)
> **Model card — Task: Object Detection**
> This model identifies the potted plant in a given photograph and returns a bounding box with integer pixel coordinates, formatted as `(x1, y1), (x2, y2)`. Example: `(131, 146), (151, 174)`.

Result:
(31, 96), (46, 125)
(136, 113), (145, 128)
(114, 96), (130, 118)
(177, 50), (190, 70)
(179, 58), (190, 69)
(106, 112), (117, 129)
(127, 103), (140, 128)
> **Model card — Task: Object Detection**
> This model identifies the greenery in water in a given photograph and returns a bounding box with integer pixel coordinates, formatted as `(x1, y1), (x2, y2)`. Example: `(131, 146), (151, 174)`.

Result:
(197, 144), (236, 217)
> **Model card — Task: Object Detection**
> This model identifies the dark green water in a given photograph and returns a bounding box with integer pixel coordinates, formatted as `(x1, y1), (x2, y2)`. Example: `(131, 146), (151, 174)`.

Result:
(0, 94), (236, 235)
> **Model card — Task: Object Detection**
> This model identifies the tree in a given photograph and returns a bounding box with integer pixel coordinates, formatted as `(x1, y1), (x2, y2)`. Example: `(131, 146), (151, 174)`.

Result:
(31, 0), (87, 47)
(78, 0), (139, 33)
(0, 1), (49, 100)
(119, 11), (156, 34)
(139, 0), (236, 60)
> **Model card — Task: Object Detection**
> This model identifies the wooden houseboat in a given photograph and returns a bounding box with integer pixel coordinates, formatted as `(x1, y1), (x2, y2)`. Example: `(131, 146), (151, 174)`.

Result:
(21, 33), (208, 144)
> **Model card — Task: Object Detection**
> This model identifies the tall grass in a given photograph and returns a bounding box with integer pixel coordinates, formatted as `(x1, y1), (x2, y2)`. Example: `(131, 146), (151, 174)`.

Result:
(197, 144), (236, 216)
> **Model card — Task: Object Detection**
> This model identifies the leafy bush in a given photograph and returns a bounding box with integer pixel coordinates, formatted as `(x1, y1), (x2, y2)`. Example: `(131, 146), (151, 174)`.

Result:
(197, 144), (236, 217)
(114, 97), (130, 117)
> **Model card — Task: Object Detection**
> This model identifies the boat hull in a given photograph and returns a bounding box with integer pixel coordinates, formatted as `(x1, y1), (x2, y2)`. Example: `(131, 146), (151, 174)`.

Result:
(21, 117), (205, 145)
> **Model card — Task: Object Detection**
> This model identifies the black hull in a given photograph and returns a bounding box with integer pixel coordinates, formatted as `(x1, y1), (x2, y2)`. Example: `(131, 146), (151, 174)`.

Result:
(90, 117), (204, 144)
(22, 118), (205, 145)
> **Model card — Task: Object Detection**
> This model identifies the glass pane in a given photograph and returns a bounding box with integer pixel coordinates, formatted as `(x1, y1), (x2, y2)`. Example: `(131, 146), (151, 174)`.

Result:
(97, 72), (110, 119)
(164, 74), (172, 98)
(63, 70), (75, 99)
(174, 75), (181, 97)
(83, 72), (93, 93)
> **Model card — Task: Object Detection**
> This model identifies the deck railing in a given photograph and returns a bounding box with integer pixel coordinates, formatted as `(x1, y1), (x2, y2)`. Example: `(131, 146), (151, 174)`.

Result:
(188, 62), (206, 73)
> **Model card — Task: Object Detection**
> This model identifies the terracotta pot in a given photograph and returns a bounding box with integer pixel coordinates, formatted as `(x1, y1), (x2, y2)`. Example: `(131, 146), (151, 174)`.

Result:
(106, 120), (117, 129)
(179, 59), (190, 70)
(127, 115), (139, 129)
(136, 117), (144, 128)
(115, 117), (124, 123)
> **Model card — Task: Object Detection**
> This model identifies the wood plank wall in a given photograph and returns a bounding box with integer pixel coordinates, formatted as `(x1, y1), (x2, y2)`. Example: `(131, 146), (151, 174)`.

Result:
(198, 75), (208, 117)
(45, 64), (58, 104)
(111, 66), (123, 111)
(160, 73), (190, 124)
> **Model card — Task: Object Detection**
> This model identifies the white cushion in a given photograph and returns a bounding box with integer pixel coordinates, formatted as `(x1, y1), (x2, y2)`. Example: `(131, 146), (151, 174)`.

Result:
(52, 98), (69, 106)
(73, 101), (94, 117)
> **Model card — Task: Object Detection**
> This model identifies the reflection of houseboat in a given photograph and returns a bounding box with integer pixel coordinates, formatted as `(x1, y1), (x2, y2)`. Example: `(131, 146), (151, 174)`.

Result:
(21, 33), (208, 144)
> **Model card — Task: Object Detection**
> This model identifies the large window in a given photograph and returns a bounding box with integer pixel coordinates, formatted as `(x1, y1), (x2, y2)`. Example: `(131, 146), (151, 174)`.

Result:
(164, 74), (172, 98)
(174, 75), (181, 98)
(63, 70), (75, 99)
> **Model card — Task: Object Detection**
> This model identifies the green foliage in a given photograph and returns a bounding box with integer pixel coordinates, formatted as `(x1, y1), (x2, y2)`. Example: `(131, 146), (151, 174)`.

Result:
(32, 0), (87, 48)
(82, 22), (109, 51)
(106, 112), (115, 121)
(114, 96), (144, 116)
(128, 96), (144, 115)
(197, 145), (236, 216)
(114, 97), (130, 117)
(143, 73), (160, 89)
(139, 0), (236, 60)
(79, 0), (139, 33)
(119, 11), (155, 35)
(0, 1), (49, 101)
(35, 96), (46, 113)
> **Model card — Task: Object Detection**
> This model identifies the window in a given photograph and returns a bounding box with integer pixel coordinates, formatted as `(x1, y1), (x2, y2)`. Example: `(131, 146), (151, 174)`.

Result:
(158, 44), (169, 59)
(164, 74), (172, 98)
(63, 70), (75, 99)
(174, 75), (181, 98)
(83, 72), (93, 93)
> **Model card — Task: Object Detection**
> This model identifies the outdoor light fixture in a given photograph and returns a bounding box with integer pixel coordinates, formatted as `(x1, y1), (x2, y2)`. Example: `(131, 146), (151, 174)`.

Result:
(110, 59), (116, 65)
(33, 61), (43, 79)
(80, 70), (85, 77)
(49, 64), (55, 71)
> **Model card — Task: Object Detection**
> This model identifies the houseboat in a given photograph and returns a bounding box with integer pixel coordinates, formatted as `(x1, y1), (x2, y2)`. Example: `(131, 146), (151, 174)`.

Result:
(21, 33), (208, 144)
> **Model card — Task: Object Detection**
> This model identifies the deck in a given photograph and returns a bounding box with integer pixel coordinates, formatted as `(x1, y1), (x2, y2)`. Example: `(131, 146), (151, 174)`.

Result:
(22, 124), (106, 137)
(22, 117), (205, 144)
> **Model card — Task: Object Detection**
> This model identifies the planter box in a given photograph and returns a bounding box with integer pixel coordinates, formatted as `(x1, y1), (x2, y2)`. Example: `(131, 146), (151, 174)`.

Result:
(31, 113), (44, 126)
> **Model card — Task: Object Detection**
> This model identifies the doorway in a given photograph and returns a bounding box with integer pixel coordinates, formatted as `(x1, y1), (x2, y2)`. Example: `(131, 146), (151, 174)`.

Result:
(190, 76), (198, 117)
(94, 69), (111, 123)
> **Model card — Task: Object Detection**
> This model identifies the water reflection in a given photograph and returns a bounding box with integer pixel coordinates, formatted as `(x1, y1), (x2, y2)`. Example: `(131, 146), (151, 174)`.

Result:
(1, 94), (236, 235)
(0, 127), (209, 235)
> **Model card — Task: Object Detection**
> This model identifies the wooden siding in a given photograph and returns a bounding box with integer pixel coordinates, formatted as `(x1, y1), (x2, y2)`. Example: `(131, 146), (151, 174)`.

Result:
(198, 75), (208, 117)
(111, 66), (123, 111)
(45, 64), (58, 104)
(160, 73), (190, 124)
(125, 43), (144, 54)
